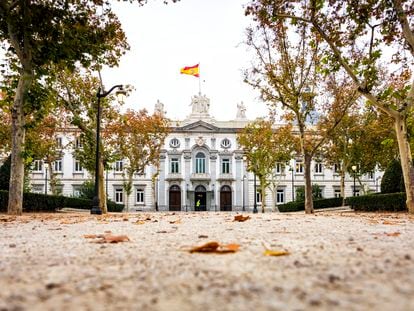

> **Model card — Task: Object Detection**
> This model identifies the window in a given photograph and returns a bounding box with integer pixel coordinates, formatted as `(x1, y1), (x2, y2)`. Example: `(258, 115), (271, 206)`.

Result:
(33, 160), (43, 172)
(75, 137), (83, 149)
(74, 160), (83, 172)
(136, 188), (144, 204)
(334, 163), (341, 173)
(256, 188), (262, 204)
(72, 185), (81, 197)
(296, 162), (304, 174)
(275, 163), (283, 174)
(353, 188), (360, 197)
(221, 138), (231, 148)
(55, 137), (63, 148)
(32, 184), (44, 194)
(54, 159), (62, 172)
(171, 158), (179, 174)
(170, 138), (180, 148)
(334, 188), (341, 198)
(115, 160), (123, 172)
(276, 189), (285, 203)
(367, 171), (374, 179)
(221, 158), (230, 174)
(115, 188), (123, 203)
(195, 152), (206, 173)
(314, 162), (323, 174)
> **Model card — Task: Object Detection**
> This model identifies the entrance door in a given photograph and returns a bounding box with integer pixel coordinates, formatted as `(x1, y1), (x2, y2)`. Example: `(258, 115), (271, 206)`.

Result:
(169, 185), (181, 211)
(194, 185), (207, 211)
(220, 185), (232, 211)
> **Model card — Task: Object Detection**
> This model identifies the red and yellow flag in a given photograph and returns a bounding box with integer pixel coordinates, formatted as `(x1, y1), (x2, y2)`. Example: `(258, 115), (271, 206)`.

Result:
(180, 64), (199, 77)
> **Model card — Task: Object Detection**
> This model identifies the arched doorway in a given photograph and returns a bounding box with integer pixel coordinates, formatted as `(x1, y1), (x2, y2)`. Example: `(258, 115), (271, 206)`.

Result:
(220, 185), (232, 211)
(169, 185), (181, 211)
(194, 185), (207, 211)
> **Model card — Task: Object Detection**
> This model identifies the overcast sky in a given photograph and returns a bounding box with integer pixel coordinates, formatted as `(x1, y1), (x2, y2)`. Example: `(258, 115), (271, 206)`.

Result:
(101, 0), (269, 121)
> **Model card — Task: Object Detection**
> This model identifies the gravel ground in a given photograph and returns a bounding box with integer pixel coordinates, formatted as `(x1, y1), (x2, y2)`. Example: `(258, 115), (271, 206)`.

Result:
(1, 211), (414, 311)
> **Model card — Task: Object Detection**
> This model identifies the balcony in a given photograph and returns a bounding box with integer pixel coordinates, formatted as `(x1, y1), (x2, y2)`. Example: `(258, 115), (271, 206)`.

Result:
(166, 173), (183, 181)
(190, 173), (211, 181)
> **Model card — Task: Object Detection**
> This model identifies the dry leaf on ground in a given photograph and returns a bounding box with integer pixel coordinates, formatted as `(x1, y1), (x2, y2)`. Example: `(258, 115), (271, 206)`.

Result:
(189, 241), (240, 254)
(134, 220), (146, 225)
(263, 249), (290, 257)
(233, 215), (250, 222)
(83, 233), (130, 243)
(385, 232), (401, 237)
(169, 219), (181, 224)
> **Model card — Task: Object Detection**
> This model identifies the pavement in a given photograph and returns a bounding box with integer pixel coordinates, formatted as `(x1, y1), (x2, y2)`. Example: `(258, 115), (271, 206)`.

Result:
(1, 211), (413, 311)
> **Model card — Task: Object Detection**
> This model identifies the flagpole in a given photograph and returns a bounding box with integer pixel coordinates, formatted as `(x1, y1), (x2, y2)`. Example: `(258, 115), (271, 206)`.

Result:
(198, 63), (201, 94)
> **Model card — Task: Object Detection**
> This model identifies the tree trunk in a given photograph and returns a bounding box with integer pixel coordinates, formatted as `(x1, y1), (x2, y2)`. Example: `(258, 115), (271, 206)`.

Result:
(8, 72), (32, 215)
(394, 115), (414, 214)
(304, 153), (314, 214)
(47, 162), (56, 195)
(260, 177), (266, 213)
(340, 167), (346, 206)
(99, 159), (107, 213)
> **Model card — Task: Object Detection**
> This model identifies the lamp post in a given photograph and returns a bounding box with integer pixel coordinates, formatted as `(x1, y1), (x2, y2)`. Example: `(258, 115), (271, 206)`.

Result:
(253, 173), (258, 213)
(286, 161), (295, 202)
(242, 174), (246, 212)
(212, 184), (216, 212)
(185, 183), (189, 212)
(351, 165), (357, 196)
(44, 164), (48, 195)
(91, 85), (126, 215)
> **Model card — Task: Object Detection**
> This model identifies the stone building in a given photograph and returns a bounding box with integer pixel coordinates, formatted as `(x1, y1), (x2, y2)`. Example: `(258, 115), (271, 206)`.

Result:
(28, 94), (383, 211)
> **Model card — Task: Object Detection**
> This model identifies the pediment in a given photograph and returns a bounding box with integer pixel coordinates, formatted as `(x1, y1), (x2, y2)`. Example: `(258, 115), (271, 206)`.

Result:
(178, 120), (219, 132)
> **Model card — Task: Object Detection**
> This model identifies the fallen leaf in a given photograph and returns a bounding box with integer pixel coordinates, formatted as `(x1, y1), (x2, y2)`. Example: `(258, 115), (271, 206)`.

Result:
(385, 232), (401, 237)
(94, 234), (130, 243)
(263, 249), (290, 257)
(84, 234), (104, 239)
(134, 220), (146, 225)
(169, 219), (181, 224)
(198, 235), (209, 239)
(383, 221), (399, 225)
(233, 215), (250, 222)
(189, 241), (240, 254)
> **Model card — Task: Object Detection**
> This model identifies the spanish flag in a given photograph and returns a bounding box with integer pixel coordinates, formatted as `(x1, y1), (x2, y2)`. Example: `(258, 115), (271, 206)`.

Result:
(180, 64), (199, 77)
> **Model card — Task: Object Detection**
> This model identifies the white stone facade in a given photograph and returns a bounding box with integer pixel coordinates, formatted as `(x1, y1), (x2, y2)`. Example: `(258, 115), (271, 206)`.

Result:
(28, 94), (383, 211)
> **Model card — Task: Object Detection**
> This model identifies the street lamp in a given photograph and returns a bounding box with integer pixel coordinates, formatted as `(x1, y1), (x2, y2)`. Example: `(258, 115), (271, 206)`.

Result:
(351, 165), (357, 197)
(44, 160), (48, 195)
(91, 85), (127, 215)
(242, 174), (246, 212)
(286, 160), (295, 202)
(253, 173), (258, 213)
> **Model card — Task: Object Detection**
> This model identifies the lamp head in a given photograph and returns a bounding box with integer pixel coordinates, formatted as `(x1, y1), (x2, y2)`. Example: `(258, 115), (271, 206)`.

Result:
(351, 165), (357, 171)
(115, 86), (127, 104)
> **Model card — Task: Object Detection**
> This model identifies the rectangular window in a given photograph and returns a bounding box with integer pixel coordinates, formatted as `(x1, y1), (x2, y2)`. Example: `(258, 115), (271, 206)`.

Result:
(171, 158), (179, 174)
(54, 159), (63, 172)
(221, 158), (230, 174)
(353, 188), (360, 197)
(196, 158), (206, 173)
(275, 163), (282, 174)
(296, 162), (304, 174)
(55, 137), (63, 148)
(136, 188), (144, 204)
(256, 189), (262, 204)
(276, 189), (285, 203)
(368, 171), (374, 179)
(314, 162), (323, 174)
(115, 160), (123, 172)
(334, 163), (341, 173)
(33, 160), (43, 172)
(72, 186), (81, 197)
(115, 188), (123, 203)
(74, 160), (83, 172)
(75, 137), (83, 149)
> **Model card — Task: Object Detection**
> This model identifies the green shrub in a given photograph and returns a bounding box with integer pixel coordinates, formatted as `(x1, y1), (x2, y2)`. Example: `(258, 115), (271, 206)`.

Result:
(295, 184), (323, 202)
(0, 190), (124, 213)
(0, 156), (11, 191)
(345, 192), (406, 212)
(278, 197), (343, 212)
(381, 159), (404, 193)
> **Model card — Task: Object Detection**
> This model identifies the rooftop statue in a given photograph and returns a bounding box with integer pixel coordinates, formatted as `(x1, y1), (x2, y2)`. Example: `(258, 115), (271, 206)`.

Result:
(191, 93), (210, 114)
(236, 101), (246, 119)
(154, 99), (165, 116)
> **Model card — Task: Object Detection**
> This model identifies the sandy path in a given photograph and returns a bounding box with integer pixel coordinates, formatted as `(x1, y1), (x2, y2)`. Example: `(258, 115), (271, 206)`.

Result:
(1, 211), (413, 311)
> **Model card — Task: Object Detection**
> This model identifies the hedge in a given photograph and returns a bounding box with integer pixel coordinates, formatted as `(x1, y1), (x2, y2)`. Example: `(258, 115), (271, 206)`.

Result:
(278, 197), (343, 212)
(345, 192), (407, 212)
(0, 190), (124, 213)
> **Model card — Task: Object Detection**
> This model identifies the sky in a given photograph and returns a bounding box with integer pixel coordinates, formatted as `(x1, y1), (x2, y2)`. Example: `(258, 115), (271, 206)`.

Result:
(101, 0), (269, 121)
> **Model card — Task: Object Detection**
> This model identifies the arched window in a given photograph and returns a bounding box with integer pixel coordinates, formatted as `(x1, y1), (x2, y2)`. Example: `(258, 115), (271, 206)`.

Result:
(195, 152), (206, 173)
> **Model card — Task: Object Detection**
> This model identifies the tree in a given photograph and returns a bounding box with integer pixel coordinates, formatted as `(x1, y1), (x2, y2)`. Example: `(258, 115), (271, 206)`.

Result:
(0, 1), (129, 215)
(238, 119), (296, 213)
(381, 159), (405, 193)
(51, 67), (123, 213)
(108, 109), (170, 212)
(244, 17), (355, 213)
(246, 0), (414, 213)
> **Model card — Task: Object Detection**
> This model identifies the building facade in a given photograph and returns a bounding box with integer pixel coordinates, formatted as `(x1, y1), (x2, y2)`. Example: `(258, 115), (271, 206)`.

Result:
(28, 94), (383, 212)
